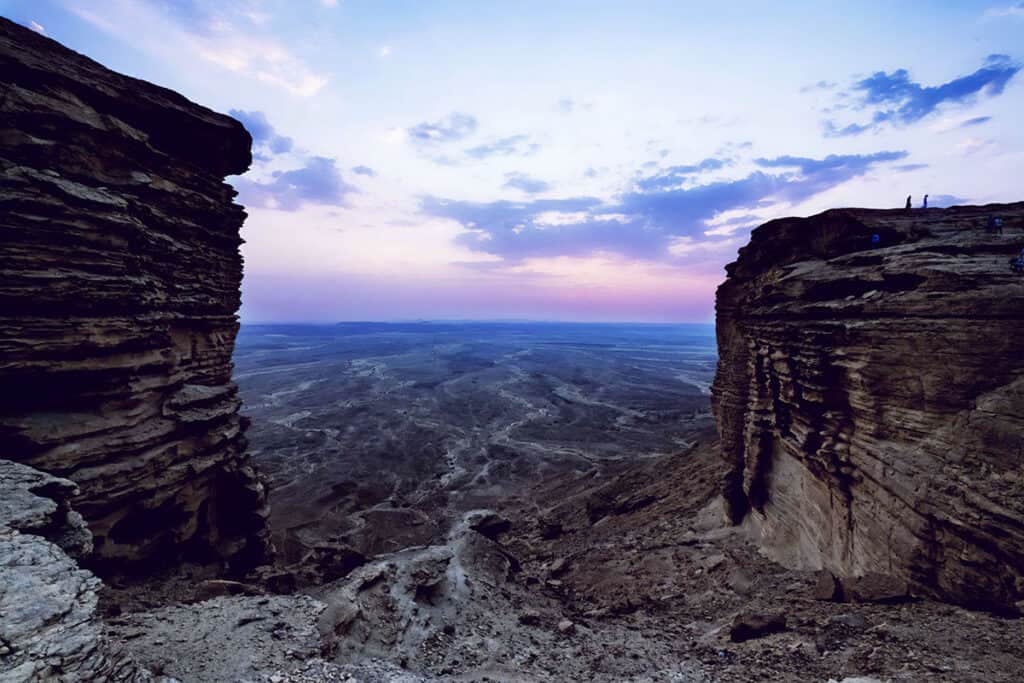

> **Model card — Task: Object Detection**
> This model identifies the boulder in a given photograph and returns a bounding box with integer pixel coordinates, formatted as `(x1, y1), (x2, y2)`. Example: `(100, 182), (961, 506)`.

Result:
(467, 511), (512, 540)
(843, 573), (910, 604)
(812, 570), (842, 602)
(729, 611), (788, 643)
(548, 556), (571, 578)
(518, 609), (543, 626)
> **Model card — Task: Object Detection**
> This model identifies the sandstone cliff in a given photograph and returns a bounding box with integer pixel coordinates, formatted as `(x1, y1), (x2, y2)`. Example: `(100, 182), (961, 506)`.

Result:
(712, 203), (1024, 611)
(0, 18), (269, 572)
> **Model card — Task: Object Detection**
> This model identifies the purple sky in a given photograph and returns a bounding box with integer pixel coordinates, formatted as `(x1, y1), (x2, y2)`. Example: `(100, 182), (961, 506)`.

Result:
(6, 1), (1024, 321)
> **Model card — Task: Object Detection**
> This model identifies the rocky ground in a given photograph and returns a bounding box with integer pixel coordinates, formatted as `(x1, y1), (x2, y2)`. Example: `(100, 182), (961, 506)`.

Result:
(0, 460), (164, 682)
(99, 430), (1024, 682)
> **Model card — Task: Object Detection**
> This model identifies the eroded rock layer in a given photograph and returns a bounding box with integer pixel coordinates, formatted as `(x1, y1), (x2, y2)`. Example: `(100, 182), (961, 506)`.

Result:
(712, 203), (1024, 611)
(0, 17), (269, 572)
(0, 460), (162, 681)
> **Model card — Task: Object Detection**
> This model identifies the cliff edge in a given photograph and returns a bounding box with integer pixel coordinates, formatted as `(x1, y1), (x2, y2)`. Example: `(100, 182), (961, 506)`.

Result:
(0, 17), (269, 572)
(712, 202), (1024, 612)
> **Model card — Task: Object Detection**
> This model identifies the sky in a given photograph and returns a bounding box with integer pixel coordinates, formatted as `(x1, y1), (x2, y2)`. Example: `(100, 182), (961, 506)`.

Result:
(4, 1), (1023, 322)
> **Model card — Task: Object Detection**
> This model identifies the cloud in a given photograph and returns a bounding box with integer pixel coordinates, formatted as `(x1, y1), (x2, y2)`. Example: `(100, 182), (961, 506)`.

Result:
(960, 116), (992, 127)
(229, 109), (294, 157)
(465, 135), (540, 159)
(702, 213), (765, 237)
(422, 150), (907, 263)
(234, 157), (357, 211)
(754, 150), (906, 174)
(28, 20), (45, 34)
(957, 137), (995, 155)
(982, 2), (1024, 19)
(557, 98), (594, 113)
(825, 55), (1020, 136)
(926, 194), (968, 208)
(503, 173), (551, 194)
(408, 113), (478, 143)
(197, 44), (327, 97)
(67, 0), (327, 96)
(227, 111), (371, 205)
(379, 45), (392, 57)
(634, 158), (730, 192)
(800, 80), (836, 93)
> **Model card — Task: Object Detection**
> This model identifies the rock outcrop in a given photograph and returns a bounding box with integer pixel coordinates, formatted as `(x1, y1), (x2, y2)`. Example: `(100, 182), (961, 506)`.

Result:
(712, 203), (1024, 611)
(0, 17), (269, 572)
(0, 460), (163, 681)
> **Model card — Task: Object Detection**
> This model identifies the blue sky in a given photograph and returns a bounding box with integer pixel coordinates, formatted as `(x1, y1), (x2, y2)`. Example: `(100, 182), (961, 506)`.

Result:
(4, 0), (1023, 322)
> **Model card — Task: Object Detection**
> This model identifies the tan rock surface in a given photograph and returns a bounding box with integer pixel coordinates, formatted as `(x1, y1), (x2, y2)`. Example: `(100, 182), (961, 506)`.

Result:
(712, 203), (1024, 611)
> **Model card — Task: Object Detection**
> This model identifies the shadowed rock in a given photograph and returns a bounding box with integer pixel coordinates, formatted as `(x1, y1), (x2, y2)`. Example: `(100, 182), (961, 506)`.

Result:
(0, 17), (269, 573)
(730, 611), (788, 642)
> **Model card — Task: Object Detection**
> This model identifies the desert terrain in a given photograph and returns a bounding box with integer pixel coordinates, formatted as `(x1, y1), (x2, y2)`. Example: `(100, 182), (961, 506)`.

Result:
(234, 322), (716, 563)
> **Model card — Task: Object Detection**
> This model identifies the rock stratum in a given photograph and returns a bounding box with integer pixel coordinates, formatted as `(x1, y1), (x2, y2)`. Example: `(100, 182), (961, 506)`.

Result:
(0, 17), (269, 572)
(713, 203), (1024, 612)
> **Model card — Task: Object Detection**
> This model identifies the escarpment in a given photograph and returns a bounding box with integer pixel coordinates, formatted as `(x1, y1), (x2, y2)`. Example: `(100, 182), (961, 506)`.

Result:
(0, 17), (269, 572)
(712, 203), (1024, 611)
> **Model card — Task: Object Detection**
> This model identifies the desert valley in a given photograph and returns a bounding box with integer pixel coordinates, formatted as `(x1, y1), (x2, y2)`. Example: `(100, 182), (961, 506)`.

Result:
(2, 10), (1024, 683)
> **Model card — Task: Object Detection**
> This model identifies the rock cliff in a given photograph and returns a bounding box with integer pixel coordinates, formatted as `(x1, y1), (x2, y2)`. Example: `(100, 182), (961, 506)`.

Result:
(0, 17), (269, 572)
(712, 203), (1024, 611)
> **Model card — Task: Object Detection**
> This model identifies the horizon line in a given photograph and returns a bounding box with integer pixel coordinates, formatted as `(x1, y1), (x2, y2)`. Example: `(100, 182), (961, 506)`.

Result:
(240, 318), (717, 326)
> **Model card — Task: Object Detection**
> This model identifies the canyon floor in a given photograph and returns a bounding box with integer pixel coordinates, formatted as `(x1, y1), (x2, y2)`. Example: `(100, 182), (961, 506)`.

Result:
(101, 323), (1024, 682)
(235, 322), (716, 564)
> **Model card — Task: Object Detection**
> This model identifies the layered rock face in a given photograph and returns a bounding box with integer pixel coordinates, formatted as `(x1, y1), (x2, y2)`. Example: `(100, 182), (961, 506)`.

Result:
(712, 203), (1024, 611)
(0, 18), (269, 572)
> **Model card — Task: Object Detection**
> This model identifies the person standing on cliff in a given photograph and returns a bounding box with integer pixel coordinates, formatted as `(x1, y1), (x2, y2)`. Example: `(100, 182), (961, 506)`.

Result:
(905, 195), (912, 211)
(922, 194), (929, 209)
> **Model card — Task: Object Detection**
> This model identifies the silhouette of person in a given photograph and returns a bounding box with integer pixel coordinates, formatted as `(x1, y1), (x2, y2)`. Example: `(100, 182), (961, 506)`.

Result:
(922, 194), (929, 209)
(1012, 249), (1024, 273)
(905, 195), (912, 211)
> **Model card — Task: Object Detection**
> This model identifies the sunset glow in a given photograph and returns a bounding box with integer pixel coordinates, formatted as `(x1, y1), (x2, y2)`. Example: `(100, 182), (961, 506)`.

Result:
(7, 1), (1022, 321)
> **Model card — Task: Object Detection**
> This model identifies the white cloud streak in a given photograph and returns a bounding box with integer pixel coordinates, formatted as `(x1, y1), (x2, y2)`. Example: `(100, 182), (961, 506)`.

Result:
(65, 0), (327, 97)
(982, 3), (1024, 20)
